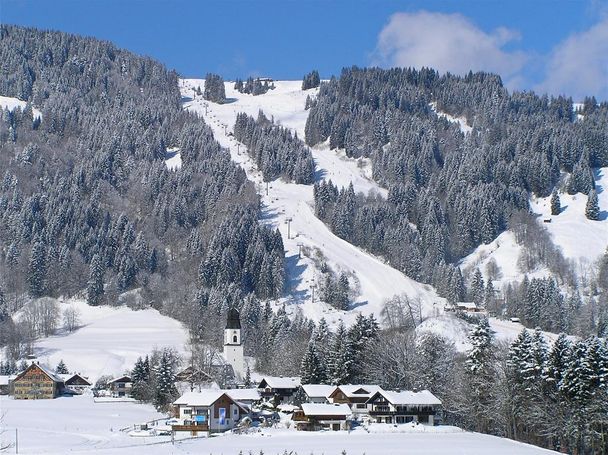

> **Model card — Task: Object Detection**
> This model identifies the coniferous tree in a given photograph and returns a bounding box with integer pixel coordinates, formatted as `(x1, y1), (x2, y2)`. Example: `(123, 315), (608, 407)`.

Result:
(585, 189), (600, 220)
(87, 254), (105, 306)
(550, 189), (561, 215)
(55, 359), (69, 374)
(28, 239), (47, 297)
(300, 339), (327, 384)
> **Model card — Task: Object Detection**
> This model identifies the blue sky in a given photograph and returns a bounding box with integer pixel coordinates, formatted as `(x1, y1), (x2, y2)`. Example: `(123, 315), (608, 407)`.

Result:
(2, 0), (608, 99)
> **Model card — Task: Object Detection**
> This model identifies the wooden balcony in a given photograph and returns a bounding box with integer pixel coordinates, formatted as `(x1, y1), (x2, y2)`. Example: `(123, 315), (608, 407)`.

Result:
(172, 423), (208, 432)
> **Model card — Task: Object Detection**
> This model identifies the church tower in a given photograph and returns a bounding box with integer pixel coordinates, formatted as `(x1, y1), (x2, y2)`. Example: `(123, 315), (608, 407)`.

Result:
(223, 308), (245, 379)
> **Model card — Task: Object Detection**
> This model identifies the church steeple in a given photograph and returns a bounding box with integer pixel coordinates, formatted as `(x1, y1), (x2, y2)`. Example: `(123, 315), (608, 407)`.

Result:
(223, 308), (244, 378)
(226, 308), (241, 330)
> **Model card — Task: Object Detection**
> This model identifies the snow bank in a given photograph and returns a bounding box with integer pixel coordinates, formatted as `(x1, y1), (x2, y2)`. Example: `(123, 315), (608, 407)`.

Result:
(164, 147), (182, 170)
(430, 102), (472, 135)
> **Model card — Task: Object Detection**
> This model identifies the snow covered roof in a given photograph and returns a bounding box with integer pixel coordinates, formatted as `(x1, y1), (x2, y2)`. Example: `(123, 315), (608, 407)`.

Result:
(0, 375), (16, 386)
(16, 363), (64, 383)
(174, 390), (224, 406)
(372, 389), (442, 406)
(223, 388), (260, 402)
(258, 376), (300, 389)
(108, 375), (132, 384)
(332, 384), (383, 398)
(301, 403), (352, 417)
(301, 384), (336, 398)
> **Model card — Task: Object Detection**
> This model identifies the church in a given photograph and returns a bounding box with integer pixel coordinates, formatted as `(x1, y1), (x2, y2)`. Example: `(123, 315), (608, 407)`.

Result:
(223, 308), (245, 379)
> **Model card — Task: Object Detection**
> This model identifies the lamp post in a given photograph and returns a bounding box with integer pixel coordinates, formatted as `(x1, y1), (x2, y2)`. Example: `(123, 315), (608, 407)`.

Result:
(285, 217), (293, 239)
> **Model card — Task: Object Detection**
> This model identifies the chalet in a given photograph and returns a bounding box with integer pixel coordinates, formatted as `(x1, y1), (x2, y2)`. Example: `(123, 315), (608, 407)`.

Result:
(328, 385), (383, 415)
(455, 302), (485, 313)
(107, 375), (132, 397)
(173, 390), (249, 433)
(175, 366), (214, 391)
(12, 363), (64, 399)
(366, 389), (442, 425)
(0, 375), (16, 395)
(59, 373), (92, 394)
(257, 376), (300, 403)
(300, 384), (336, 404)
(292, 403), (352, 431)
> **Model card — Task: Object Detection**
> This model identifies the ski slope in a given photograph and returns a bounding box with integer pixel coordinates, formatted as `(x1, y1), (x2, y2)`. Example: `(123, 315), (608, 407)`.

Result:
(28, 299), (189, 381)
(180, 79), (443, 325)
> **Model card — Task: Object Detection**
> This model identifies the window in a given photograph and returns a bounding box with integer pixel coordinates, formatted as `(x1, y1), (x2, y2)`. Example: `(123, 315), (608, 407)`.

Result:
(233, 335), (238, 343)
(183, 409), (192, 415)
(234, 408), (238, 415)
(356, 404), (366, 409)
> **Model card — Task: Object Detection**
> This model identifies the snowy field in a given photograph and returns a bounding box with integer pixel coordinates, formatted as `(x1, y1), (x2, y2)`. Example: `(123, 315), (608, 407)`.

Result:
(29, 299), (189, 381)
(0, 395), (557, 455)
(530, 167), (608, 264)
(179, 79), (444, 326)
(0, 95), (42, 120)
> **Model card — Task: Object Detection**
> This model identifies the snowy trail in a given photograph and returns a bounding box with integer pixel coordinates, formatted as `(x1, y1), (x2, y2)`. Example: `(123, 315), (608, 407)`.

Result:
(180, 79), (444, 325)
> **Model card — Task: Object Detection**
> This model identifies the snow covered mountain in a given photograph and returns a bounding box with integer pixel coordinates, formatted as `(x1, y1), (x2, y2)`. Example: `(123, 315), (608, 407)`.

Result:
(180, 79), (444, 327)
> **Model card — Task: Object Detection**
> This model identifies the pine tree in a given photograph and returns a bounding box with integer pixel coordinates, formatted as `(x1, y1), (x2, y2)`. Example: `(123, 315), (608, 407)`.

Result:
(154, 350), (177, 410)
(550, 189), (561, 215)
(328, 321), (353, 384)
(244, 365), (252, 388)
(300, 339), (327, 384)
(87, 253), (105, 306)
(55, 359), (69, 374)
(28, 239), (47, 297)
(585, 189), (600, 221)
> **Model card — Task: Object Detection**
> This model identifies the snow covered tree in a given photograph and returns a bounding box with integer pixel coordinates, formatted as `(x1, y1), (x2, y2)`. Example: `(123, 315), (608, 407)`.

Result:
(470, 269), (485, 305)
(328, 321), (353, 385)
(550, 189), (561, 215)
(55, 359), (69, 374)
(244, 364), (252, 388)
(27, 239), (47, 297)
(203, 73), (226, 104)
(153, 350), (178, 410)
(585, 189), (600, 220)
(300, 339), (327, 384)
(302, 70), (320, 90)
(87, 254), (105, 306)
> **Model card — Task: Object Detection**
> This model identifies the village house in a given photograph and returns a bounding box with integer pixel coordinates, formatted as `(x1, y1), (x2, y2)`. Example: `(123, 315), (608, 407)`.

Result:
(292, 403), (352, 431)
(59, 373), (92, 394)
(366, 389), (442, 425)
(300, 384), (336, 404)
(257, 376), (301, 404)
(107, 375), (132, 397)
(172, 390), (249, 433)
(328, 384), (383, 415)
(175, 365), (214, 392)
(222, 387), (260, 408)
(12, 363), (64, 399)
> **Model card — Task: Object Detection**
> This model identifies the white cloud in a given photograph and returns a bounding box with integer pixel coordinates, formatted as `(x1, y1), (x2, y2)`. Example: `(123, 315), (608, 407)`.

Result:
(374, 11), (528, 83)
(537, 17), (608, 101)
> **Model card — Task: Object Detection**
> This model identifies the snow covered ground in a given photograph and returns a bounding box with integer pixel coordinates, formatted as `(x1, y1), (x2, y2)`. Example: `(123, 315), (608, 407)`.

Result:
(29, 299), (189, 381)
(179, 79), (444, 326)
(0, 394), (557, 454)
(0, 95), (42, 120)
(530, 167), (608, 264)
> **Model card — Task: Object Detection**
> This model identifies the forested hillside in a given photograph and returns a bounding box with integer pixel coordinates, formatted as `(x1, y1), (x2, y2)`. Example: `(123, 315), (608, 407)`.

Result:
(306, 67), (608, 334)
(0, 25), (285, 352)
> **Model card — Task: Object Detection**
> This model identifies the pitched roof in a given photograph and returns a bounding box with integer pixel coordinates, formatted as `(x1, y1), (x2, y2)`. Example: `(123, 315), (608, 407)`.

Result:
(301, 384), (336, 399)
(332, 384), (383, 398)
(370, 389), (442, 406)
(301, 403), (352, 417)
(174, 390), (224, 406)
(258, 376), (300, 389)
(173, 390), (249, 412)
(226, 308), (241, 329)
(13, 363), (64, 384)
(223, 388), (260, 402)
(59, 373), (92, 386)
(108, 375), (132, 384)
